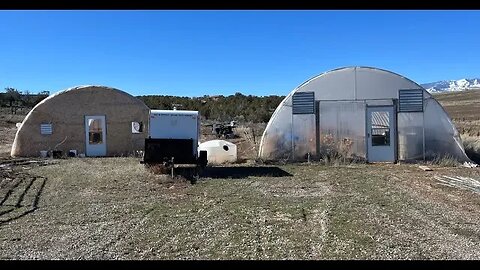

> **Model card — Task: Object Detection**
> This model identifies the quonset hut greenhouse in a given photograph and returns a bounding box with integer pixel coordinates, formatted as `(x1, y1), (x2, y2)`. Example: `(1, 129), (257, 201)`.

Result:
(258, 66), (470, 163)
(11, 85), (150, 157)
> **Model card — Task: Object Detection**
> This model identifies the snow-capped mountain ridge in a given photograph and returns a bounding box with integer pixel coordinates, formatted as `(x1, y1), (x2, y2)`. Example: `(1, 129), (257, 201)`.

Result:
(421, 78), (480, 93)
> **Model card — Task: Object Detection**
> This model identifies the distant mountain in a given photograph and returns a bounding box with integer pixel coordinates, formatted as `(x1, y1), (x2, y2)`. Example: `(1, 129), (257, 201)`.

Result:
(421, 78), (480, 93)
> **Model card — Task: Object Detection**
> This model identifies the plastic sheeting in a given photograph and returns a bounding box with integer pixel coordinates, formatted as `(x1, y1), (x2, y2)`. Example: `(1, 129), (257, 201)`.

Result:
(259, 67), (471, 162)
(319, 101), (366, 159)
(292, 114), (316, 159)
(424, 97), (469, 161)
(398, 112), (424, 160)
(258, 97), (294, 160)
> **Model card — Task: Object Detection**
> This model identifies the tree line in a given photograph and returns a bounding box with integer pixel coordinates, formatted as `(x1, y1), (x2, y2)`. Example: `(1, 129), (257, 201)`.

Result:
(0, 88), (50, 114)
(1, 87), (285, 123)
(137, 93), (285, 123)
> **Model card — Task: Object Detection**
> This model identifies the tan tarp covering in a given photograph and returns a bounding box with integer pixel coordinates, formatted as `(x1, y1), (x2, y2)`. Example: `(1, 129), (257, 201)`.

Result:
(11, 85), (150, 157)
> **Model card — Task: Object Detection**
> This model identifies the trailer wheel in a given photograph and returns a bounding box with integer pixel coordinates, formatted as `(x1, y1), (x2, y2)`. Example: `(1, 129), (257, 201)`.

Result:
(190, 166), (202, 184)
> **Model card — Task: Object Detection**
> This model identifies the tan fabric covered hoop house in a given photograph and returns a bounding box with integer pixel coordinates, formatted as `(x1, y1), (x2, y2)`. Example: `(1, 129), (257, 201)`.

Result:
(11, 85), (150, 157)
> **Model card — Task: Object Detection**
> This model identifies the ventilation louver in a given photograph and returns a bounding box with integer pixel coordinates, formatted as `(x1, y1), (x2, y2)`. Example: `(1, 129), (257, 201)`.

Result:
(399, 89), (423, 112)
(292, 92), (315, 114)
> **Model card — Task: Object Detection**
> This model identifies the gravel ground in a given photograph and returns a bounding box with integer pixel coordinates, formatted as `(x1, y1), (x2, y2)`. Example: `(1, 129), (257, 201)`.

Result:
(1, 158), (480, 259)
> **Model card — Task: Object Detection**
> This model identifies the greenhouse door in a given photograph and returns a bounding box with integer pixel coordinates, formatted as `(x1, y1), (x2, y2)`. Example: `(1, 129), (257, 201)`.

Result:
(85, 115), (107, 157)
(366, 106), (396, 162)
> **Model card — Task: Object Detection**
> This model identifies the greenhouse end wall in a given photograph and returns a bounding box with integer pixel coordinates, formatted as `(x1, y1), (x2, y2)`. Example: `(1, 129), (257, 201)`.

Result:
(258, 66), (471, 163)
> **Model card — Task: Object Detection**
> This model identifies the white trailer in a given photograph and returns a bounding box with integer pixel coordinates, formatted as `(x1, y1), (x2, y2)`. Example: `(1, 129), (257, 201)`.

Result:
(149, 109), (200, 156)
(142, 109), (207, 180)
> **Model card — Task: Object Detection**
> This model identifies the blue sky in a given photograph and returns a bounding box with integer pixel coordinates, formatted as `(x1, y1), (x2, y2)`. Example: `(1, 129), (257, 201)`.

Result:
(0, 10), (479, 97)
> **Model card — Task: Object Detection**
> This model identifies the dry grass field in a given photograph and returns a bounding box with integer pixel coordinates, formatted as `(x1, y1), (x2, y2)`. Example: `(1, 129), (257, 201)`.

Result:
(434, 90), (480, 163)
(0, 108), (27, 159)
(434, 90), (480, 129)
(1, 158), (480, 259)
(0, 91), (480, 259)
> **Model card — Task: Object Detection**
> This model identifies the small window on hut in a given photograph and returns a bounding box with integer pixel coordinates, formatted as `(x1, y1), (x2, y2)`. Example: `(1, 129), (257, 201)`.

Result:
(132, 122), (143, 133)
(40, 123), (52, 135)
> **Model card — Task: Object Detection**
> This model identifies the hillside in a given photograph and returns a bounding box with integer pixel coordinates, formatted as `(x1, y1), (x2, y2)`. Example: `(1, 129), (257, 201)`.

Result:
(434, 89), (480, 136)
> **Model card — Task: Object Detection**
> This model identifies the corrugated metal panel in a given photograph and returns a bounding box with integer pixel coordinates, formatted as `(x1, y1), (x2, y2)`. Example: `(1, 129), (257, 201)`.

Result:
(399, 89), (423, 112)
(40, 123), (52, 135)
(292, 92), (315, 114)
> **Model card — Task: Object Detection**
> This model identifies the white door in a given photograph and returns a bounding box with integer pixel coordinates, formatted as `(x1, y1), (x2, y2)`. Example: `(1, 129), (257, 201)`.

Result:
(366, 106), (395, 162)
(85, 115), (107, 157)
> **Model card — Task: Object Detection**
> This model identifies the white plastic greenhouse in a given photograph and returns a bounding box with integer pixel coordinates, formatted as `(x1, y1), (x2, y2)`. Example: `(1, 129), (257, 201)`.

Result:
(258, 66), (470, 163)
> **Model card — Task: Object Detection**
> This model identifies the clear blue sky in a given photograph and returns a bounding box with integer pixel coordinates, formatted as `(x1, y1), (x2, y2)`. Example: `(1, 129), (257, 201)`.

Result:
(0, 10), (479, 97)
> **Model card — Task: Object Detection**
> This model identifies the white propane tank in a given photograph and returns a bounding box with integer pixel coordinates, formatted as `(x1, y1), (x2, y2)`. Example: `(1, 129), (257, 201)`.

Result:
(198, 140), (237, 164)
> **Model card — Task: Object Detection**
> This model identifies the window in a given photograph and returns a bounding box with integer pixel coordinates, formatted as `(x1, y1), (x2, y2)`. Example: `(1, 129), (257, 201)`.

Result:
(371, 111), (390, 146)
(88, 119), (103, 144)
(132, 121), (143, 133)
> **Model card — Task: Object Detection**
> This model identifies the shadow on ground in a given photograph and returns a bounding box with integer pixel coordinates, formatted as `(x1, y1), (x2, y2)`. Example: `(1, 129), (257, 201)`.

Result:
(465, 150), (480, 165)
(0, 172), (47, 225)
(200, 166), (293, 179)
